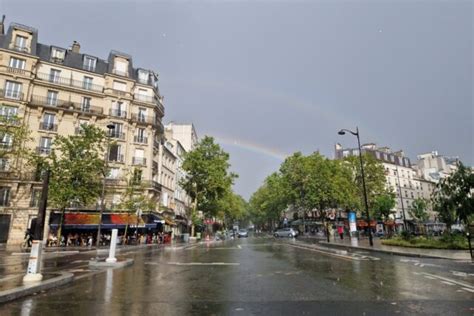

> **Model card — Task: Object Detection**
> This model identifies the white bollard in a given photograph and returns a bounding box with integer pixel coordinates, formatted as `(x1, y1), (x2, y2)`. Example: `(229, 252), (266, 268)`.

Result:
(106, 229), (118, 263)
(23, 240), (43, 282)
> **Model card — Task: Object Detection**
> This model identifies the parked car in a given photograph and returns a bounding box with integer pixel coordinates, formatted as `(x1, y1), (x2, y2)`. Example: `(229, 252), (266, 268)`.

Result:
(274, 227), (299, 238)
(237, 229), (249, 238)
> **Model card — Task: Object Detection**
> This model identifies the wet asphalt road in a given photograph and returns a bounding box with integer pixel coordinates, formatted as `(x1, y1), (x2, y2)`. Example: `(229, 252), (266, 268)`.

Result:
(0, 236), (473, 315)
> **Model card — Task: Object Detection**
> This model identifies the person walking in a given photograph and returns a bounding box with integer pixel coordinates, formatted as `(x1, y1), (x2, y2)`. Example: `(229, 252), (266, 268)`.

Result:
(337, 225), (344, 240)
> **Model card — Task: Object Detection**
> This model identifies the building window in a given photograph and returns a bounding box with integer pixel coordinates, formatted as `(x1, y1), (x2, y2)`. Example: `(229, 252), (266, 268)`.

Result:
(114, 60), (128, 76)
(9, 57), (26, 69)
(49, 69), (61, 83)
(0, 187), (10, 206)
(83, 56), (97, 72)
(0, 106), (18, 119)
(0, 158), (8, 171)
(110, 122), (123, 138)
(38, 137), (52, 154)
(81, 97), (91, 112)
(133, 169), (142, 184)
(138, 108), (147, 121)
(138, 70), (149, 84)
(30, 189), (42, 207)
(42, 113), (56, 130)
(0, 133), (13, 150)
(51, 47), (66, 63)
(108, 144), (122, 162)
(4, 81), (22, 99)
(111, 101), (126, 117)
(47, 90), (58, 106)
(14, 35), (27, 51)
(83, 77), (93, 90)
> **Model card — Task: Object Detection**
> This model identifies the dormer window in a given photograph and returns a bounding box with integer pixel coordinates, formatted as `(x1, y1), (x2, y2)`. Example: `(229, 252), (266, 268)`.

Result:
(83, 56), (97, 72)
(138, 70), (149, 84)
(51, 47), (66, 63)
(14, 35), (28, 52)
(113, 58), (128, 77)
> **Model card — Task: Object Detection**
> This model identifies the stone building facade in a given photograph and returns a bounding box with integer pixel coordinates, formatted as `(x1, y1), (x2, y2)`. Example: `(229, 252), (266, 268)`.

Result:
(0, 21), (165, 244)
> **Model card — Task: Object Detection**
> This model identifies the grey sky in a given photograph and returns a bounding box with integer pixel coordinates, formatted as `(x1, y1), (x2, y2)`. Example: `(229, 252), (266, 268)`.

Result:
(2, 0), (472, 199)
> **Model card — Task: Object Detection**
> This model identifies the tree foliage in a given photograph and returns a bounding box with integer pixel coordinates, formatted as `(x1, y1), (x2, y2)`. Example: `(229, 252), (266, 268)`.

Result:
(37, 125), (107, 210)
(373, 191), (396, 220)
(409, 197), (429, 222)
(432, 162), (474, 227)
(180, 136), (237, 217)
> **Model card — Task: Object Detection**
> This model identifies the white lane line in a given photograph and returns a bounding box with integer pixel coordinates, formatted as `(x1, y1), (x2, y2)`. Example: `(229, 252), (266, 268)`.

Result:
(461, 287), (474, 293)
(440, 281), (456, 286)
(423, 275), (436, 280)
(145, 262), (240, 266)
(237, 245), (242, 249)
(422, 273), (474, 290)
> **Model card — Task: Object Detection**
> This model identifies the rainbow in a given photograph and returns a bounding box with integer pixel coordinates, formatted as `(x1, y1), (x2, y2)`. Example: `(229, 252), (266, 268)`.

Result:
(205, 132), (288, 161)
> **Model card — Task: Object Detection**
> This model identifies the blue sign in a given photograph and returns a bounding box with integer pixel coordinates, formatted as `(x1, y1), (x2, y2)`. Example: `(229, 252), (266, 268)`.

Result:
(348, 212), (356, 222)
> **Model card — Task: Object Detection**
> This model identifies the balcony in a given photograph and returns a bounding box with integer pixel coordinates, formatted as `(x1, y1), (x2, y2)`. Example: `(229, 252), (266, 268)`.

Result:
(108, 154), (124, 163)
(36, 72), (103, 92)
(112, 69), (129, 77)
(36, 146), (51, 155)
(39, 122), (58, 132)
(142, 180), (161, 191)
(6, 67), (28, 76)
(134, 94), (157, 104)
(30, 95), (104, 115)
(109, 109), (127, 118)
(132, 157), (147, 166)
(133, 136), (148, 144)
(130, 113), (160, 127)
(50, 57), (65, 64)
(108, 131), (126, 140)
(12, 44), (29, 53)
(0, 142), (12, 151)
(105, 178), (123, 186)
(110, 89), (129, 97)
(0, 89), (25, 101)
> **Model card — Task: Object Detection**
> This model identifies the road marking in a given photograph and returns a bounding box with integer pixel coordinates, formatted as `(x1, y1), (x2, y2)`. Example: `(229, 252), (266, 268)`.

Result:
(283, 242), (379, 261)
(145, 262), (240, 266)
(440, 281), (456, 286)
(237, 245), (242, 249)
(422, 273), (474, 290)
(461, 287), (474, 293)
(423, 275), (436, 280)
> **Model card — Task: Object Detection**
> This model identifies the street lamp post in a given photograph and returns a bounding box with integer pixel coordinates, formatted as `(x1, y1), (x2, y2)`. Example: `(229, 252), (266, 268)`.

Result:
(338, 126), (374, 247)
(395, 164), (407, 231)
(96, 124), (115, 249)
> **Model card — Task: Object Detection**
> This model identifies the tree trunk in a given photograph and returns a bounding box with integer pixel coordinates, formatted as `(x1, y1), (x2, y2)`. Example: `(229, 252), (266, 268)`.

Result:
(56, 207), (65, 243)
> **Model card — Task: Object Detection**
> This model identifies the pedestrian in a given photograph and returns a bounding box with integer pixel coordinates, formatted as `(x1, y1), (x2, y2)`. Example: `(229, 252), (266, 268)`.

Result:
(337, 225), (344, 240)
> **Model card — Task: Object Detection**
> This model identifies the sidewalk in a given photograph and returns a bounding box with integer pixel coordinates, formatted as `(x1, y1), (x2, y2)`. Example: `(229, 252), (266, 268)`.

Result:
(301, 236), (471, 260)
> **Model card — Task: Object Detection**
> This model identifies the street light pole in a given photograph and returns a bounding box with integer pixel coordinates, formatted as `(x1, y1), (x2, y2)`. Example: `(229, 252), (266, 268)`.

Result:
(395, 164), (407, 231)
(96, 124), (115, 249)
(338, 126), (374, 247)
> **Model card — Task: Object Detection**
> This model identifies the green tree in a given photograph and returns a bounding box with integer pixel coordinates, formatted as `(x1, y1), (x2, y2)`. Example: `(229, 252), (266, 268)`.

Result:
(343, 153), (387, 217)
(35, 125), (108, 239)
(409, 198), (429, 222)
(373, 191), (396, 220)
(180, 136), (237, 236)
(217, 191), (247, 228)
(432, 162), (474, 231)
(0, 113), (35, 175)
(118, 168), (156, 243)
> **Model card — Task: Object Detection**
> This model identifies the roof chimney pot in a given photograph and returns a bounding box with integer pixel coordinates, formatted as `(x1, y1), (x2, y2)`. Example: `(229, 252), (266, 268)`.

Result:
(71, 41), (80, 53)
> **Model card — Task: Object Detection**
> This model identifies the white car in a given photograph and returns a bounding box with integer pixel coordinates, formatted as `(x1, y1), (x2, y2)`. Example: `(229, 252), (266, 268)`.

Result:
(274, 228), (299, 238)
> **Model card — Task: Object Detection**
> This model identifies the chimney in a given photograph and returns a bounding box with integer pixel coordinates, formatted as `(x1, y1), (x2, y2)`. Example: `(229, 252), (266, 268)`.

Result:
(0, 15), (5, 35)
(71, 41), (80, 53)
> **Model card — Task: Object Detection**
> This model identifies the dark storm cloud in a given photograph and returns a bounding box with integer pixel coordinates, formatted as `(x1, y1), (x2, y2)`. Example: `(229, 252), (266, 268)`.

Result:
(2, 0), (472, 199)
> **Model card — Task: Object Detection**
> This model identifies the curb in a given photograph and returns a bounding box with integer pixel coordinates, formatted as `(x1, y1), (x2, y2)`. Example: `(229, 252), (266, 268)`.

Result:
(317, 241), (470, 260)
(88, 258), (134, 269)
(0, 272), (74, 304)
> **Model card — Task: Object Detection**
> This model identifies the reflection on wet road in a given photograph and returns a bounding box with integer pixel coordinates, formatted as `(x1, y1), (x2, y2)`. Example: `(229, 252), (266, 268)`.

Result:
(0, 237), (473, 315)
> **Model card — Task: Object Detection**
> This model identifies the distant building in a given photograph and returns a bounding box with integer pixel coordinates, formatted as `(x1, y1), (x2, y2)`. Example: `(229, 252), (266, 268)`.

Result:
(415, 151), (459, 183)
(164, 122), (198, 152)
(335, 143), (437, 221)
